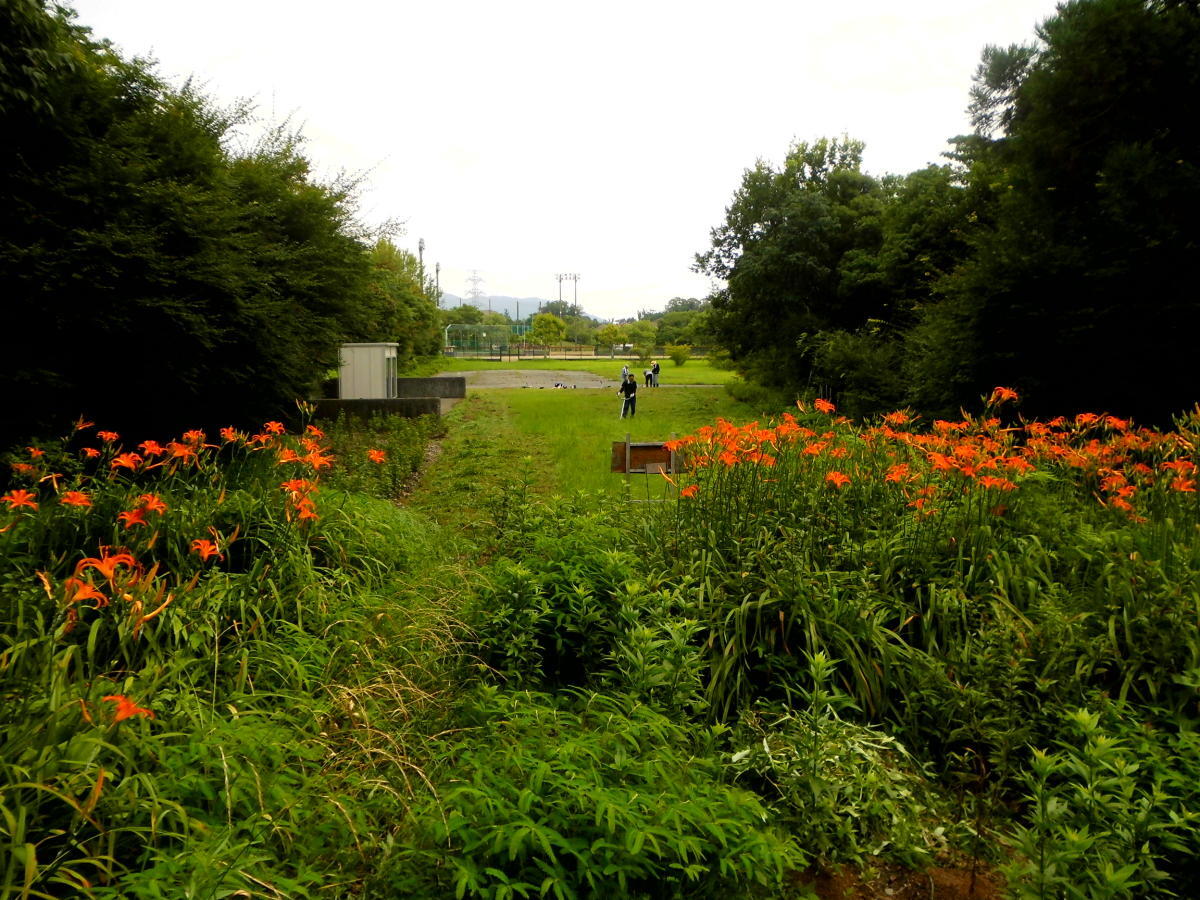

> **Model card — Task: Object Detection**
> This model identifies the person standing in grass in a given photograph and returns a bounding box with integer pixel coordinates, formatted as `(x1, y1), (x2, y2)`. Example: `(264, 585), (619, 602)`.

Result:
(618, 372), (638, 418)
(651, 360), (660, 387)
(621, 363), (630, 380)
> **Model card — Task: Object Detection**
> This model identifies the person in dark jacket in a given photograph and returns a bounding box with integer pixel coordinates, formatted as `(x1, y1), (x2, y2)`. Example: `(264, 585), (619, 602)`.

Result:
(651, 361), (660, 386)
(618, 373), (638, 418)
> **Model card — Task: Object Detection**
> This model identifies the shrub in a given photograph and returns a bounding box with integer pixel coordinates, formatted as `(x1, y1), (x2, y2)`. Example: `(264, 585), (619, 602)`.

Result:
(729, 654), (950, 867)
(665, 344), (692, 366)
(1003, 706), (1199, 898)
(376, 688), (802, 899)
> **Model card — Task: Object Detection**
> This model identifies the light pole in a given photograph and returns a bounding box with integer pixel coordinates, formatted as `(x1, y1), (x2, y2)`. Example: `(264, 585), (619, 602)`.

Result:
(444, 323), (473, 355)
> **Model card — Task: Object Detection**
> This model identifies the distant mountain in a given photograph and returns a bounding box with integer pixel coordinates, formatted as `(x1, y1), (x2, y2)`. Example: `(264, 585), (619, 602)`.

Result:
(438, 294), (593, 321)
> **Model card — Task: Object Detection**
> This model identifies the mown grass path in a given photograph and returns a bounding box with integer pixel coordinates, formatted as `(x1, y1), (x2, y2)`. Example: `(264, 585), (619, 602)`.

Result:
(408, 383), (762, 510)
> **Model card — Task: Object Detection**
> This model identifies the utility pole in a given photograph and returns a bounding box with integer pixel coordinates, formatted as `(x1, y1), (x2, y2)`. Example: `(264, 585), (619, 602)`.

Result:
(435, 262), (440, 307)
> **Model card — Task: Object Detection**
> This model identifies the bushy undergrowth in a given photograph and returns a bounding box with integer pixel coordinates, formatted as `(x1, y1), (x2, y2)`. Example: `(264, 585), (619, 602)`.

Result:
(0, 417), (454, 897)
(464, 391), (1200, 895)
(321, 411), (444, 499)
(379, 688), (800, 899)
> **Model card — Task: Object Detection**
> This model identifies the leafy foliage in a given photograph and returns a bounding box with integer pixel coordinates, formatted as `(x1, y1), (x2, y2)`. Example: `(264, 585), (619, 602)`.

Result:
(0, 3), (379, 446)
(697, 1), (1200, 422)
(378, 688), (801, 899)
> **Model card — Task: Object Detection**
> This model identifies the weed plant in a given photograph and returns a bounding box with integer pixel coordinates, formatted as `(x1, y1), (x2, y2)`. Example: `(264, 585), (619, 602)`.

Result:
(0, 417), (457, 896)
(377, 687), (801, 900)
(321, 411), (444, 499)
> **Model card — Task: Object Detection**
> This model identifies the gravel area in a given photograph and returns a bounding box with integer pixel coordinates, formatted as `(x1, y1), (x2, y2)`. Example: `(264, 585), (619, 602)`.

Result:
(434, 369), (618, 390)
(432, 369), (709, 390)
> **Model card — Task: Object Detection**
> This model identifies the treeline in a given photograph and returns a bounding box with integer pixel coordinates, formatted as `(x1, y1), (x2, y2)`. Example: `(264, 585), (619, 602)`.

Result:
(0, 1), (440, 447)
(698, 0), (1200, 422)
(440, 297), (714, 353)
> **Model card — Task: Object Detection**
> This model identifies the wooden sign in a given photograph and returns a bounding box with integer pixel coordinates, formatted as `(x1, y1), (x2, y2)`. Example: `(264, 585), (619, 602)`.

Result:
(610, 437), (678, 475)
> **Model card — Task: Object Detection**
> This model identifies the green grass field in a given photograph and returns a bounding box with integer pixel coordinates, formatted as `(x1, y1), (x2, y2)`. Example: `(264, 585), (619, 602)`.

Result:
(425, 356), (742, 385)
(495, 386), (758, 496)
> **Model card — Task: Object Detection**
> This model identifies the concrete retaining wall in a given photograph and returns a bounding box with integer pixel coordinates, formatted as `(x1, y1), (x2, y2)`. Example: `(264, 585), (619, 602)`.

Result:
(394, 377), (466, 399)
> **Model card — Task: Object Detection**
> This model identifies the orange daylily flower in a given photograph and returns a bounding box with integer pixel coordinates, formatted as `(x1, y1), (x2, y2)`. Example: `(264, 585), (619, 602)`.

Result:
(190, 538), (223, 561)
(305, 424), (325, 438)
(166, 442), (197, 462)
(96, 431), (120, 443)
(680, 485), (699, 499)
(367, 449), (386, 464)
(220, 426), (242, 443)
(1162, 459), (1197, 474)
(73, 417), (95, 431)
(884, 464), (909, 483)
(81, 447), (101, 459)
(1170, 477), (1196, 493)
(280, 478), (317, 497)
(825, 471), (851, 489)
(137, 493), (168, 515)
(102, 695), (154, 722)
(27, 446), (46, 458)
(117, 508), (148, 529)
(63, 577), (108, 608)
(989, 386), (1019, 404)
(60, 491), (93, 507)
(813, 398), (836, 414)
(76, 549), (139, 584)
(2, 489), (38, 510)
(264, 421), (286, 435)
(305, 450), (334, 470)
(11, 462), (36, 475)
(111, 452), (143, 471)
(181, 429), (206, 445)
(977, 475), (1017, 491)
(296, 497), (319, 521)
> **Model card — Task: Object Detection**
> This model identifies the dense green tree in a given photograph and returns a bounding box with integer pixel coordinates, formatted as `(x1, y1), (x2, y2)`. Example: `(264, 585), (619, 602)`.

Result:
(529, 312), (567, 346)
(695, 138), (888, 392)
(538, 299), (577, 319)
(925, 0), (1200, 419)
(594, 323), (627, 352)
(440, 304), (485, 326)
(625, 319), (659, 361)
(362, 240), (440, 364)
(0, 2), (374, 444)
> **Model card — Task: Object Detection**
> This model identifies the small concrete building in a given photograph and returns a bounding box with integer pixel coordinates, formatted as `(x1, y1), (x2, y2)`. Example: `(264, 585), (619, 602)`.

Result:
(338, 342), (398, 400)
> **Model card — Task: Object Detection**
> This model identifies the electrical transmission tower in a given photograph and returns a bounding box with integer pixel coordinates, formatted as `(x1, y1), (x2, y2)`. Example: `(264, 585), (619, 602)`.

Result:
(465, 270), (489, 311)
(556, 273), (581, 315)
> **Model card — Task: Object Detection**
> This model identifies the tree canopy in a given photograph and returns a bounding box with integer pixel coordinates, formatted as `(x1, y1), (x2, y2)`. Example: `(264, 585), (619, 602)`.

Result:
(0, 1), (415, 445)
(697, 0), (1200, 422)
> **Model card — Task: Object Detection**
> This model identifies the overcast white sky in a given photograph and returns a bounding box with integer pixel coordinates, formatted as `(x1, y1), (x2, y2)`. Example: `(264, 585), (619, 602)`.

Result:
(69, 0), (1061, 320)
